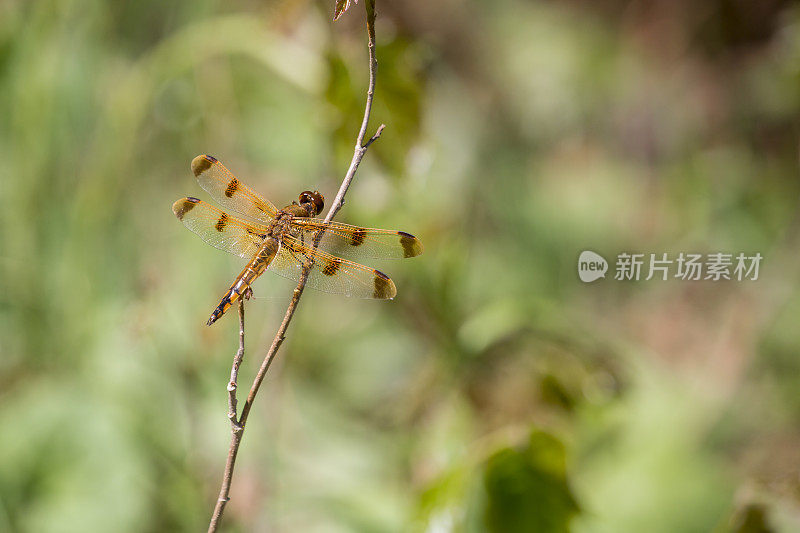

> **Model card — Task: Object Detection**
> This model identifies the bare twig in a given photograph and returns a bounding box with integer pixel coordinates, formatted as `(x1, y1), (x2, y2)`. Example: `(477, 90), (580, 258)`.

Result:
(207, 2), (382, 531)
(227, 300), (246, 426)
(207, 300), (245, 532)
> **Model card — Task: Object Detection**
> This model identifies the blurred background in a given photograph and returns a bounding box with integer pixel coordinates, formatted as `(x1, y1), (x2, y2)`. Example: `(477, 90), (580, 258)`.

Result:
(2, 0), (800, 531)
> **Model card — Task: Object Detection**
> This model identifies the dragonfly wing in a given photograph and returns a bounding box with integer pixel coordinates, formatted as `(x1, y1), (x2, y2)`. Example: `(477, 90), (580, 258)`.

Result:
(172, 197), (268, 258)
(290, 219), (423, 260)
(268, 235), (397, 299)
(190, 155), (278, 221)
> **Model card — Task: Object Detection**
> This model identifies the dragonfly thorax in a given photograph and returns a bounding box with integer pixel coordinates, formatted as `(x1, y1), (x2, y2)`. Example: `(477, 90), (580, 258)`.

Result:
(266, 212), (296, 238)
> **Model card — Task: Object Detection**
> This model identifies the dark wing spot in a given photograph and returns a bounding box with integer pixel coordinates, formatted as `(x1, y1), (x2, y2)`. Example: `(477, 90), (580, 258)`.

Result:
(350, 228), (366, 246)
(398, 231), (422, 258)
(225, 177), (239, 198)
(191, 154), (216, 177)
(246, 228), (266, 239)
(172, 197), (200, 220)
(373, 270), (397, 299)
(215, 213), (228, 232)
(322, 258), (341, 276)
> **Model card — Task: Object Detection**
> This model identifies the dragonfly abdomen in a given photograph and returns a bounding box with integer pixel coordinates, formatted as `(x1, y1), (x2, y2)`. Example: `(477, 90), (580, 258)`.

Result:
(207, 237), (280, 325)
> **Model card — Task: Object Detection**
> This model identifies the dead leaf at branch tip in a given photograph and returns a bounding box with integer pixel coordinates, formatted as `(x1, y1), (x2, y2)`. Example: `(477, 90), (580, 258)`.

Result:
(333, 0), (359, 21)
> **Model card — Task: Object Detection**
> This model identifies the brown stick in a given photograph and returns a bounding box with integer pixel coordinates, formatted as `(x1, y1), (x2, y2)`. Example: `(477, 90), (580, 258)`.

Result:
(207, 2), (382, 530)
(207, 300), (245, 532)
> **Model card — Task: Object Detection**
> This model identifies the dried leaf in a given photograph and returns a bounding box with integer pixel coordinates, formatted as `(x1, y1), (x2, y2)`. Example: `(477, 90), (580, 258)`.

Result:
(333, 0), (358, 21)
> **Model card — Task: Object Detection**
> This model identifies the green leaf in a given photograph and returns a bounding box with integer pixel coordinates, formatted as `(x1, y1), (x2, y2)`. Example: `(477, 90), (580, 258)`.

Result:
(333, 0), (358, 21)
(482, 431), (579, 533)
(729, 504), (774, 533)
(324, 38), (425, 177)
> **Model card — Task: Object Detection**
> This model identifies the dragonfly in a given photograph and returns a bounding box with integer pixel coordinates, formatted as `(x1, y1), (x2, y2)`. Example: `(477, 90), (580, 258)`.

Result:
(172, 155), (424, 325)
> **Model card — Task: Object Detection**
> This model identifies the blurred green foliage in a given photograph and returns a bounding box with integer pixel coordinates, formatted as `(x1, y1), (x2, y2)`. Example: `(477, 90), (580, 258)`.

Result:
(482, 431), (578, 533)
(2, 0), (800, 531)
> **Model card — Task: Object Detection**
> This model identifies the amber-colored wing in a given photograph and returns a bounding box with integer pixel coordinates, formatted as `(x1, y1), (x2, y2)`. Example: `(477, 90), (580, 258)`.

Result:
(172, 197), (268, 258)
(190, 154), (278, 222)
(290, 218), (423, 260)
(269, 235), (397, 299)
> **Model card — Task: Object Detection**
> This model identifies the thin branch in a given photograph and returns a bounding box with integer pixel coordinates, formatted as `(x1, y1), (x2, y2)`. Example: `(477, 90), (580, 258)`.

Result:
(208, 300), (245, 532)
(207, 2), (382, 531)
(228, 300), (246, 426)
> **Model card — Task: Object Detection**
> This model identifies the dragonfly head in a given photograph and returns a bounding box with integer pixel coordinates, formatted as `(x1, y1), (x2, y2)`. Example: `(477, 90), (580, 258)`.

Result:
(299, 190), (325, 216)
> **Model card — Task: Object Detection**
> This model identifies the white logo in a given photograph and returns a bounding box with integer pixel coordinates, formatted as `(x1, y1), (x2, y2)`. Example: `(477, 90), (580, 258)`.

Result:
(578, 250), (608, 282)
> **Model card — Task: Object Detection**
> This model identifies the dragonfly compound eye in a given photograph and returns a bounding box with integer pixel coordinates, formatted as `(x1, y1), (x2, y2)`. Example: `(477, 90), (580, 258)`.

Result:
(299, 190), (325, 215)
